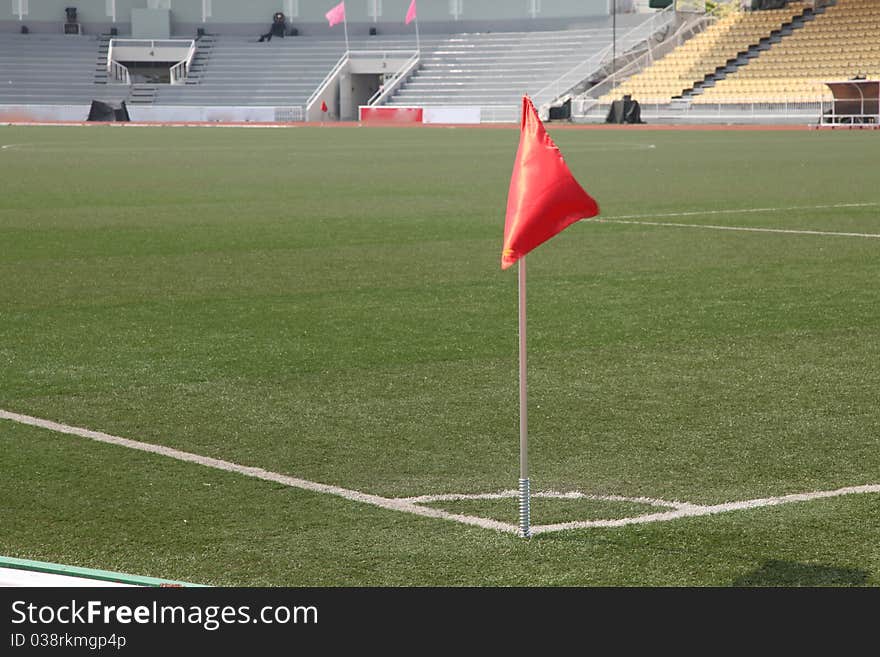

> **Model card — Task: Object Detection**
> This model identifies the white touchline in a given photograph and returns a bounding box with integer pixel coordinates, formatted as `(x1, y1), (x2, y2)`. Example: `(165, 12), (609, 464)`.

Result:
(2, 408), (880, 536)
(598, 201), (880, 222)
(0, 409), (517, 535)
(595, 218), (880, 239)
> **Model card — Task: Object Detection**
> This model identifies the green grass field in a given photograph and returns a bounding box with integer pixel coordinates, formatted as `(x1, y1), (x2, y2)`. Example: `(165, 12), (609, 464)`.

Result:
(2, 124), (879, 586)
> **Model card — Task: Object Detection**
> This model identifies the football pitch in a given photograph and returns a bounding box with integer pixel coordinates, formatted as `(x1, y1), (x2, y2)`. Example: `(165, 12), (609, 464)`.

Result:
(1, 124), (879, 586)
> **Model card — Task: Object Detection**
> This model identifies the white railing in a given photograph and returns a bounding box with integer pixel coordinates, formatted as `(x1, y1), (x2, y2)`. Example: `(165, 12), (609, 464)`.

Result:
(574, 12), (715, 105)
(305, 52), (350, 116)
(366, 51), (420, 106)
(532, 45), (612, 111)
(108, 60), (131, 85)
(274, 106), (305, 122)
(108, 38), (194, 49)
(169, 41), (197, 85)
(578, 99), (826, 122)
(532, 3), (678, 109)
(107, 38), (194, 86)
(479, 104), (519, 124)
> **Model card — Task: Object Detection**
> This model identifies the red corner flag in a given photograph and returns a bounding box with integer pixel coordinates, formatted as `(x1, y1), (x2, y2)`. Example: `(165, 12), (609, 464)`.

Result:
(501, 96), (599, 270)
(321, 100), (328, 112)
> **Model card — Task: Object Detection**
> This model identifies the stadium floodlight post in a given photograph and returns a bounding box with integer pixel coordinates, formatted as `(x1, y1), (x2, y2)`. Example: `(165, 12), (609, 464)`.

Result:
(518, 257), (531, 539)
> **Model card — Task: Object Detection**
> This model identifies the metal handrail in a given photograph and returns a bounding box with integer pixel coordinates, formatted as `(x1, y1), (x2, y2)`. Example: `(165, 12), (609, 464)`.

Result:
(107, 38), (115, 74)
(169, 41), (197, 85)
(577, 98), (826, 120)
(306, 51), (350, 114)
(107, 38), (193, 48)
(366, 51), (420, 106)
(108, 60), (131, 85)
(577, 11), (715, 103)
(531, 4), (677, 107)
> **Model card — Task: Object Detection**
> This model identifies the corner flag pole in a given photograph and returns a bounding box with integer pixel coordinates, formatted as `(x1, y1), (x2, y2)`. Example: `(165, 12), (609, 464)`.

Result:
(502, 95), (598, 539)
(414, 14), (421, 53)
(518, 257), (531, 539)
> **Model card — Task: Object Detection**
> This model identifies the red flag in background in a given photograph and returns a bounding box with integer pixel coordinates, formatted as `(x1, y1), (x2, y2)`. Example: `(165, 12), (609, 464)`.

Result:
(320, 100), (328, 112)
(405, 0), (417, 24)
(501, 96), (599, 270)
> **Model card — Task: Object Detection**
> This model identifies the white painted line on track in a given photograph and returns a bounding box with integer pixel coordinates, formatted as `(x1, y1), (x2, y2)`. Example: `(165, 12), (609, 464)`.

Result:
(3, 408), (880, 536)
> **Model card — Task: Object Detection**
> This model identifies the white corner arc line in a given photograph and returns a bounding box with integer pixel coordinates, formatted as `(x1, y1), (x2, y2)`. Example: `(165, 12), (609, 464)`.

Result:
(3, 408), (880, 536)
(0, 409), (518, 535)
(400, 489), (703, 512)
(530, 484), (880, 535)
(595, 218), (880, 239)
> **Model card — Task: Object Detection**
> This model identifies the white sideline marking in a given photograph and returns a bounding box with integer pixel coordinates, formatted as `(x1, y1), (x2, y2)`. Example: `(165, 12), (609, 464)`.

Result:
(0, 409), (517, 535)
(596, 218), (880, 240)
(3, 408), (880, 536)
(600, 202), (880, 222)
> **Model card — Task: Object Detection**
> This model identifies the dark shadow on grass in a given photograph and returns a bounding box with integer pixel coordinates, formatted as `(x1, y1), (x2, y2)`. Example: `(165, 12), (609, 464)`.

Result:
(732, 560), (868, 587)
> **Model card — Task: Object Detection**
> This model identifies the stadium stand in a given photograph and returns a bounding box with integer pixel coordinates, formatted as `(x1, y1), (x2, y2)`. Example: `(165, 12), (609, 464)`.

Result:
(0, 25), (643, 121)
(0, 6), (672, 123)
(694, 0), (880, 104)
(597, 2), (813, 104)
(385, 27), (620, 122)
(0, 33), (126, 105)
(151, 35), (348, 107)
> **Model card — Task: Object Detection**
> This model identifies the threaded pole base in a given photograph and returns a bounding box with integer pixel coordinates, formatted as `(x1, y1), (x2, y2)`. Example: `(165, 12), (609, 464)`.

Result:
(518, 478), (531, 538)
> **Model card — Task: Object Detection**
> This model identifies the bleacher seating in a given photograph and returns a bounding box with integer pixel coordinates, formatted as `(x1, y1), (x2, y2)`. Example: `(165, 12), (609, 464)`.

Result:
(153, 35), (349, 107)
(0, 33), (126, 105)
(695, 0), (880, 103)
(599, 2), (809, 104)
(0, 12), (663, 122)
(386, 27), (619, 121)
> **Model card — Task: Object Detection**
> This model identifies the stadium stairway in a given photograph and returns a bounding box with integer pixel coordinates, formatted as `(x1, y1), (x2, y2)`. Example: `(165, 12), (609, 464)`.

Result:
(385, 26), (624, 123)
(681, 1), (826, 100)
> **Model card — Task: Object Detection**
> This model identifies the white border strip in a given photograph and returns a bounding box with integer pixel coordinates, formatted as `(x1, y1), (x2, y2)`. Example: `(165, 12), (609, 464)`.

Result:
(3, 408), (880, 536)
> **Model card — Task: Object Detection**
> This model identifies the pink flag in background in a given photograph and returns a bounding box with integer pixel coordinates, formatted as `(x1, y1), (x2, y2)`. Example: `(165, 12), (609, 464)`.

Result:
(326, 2), (345, 27)
(405, 0), (417, 24)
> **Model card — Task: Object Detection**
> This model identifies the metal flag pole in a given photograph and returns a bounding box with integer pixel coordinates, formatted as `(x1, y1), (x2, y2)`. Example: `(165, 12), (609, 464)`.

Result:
(343, 8), (350, 53)
(518, 256), (531, 539)
(415, 14), (421, 53)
